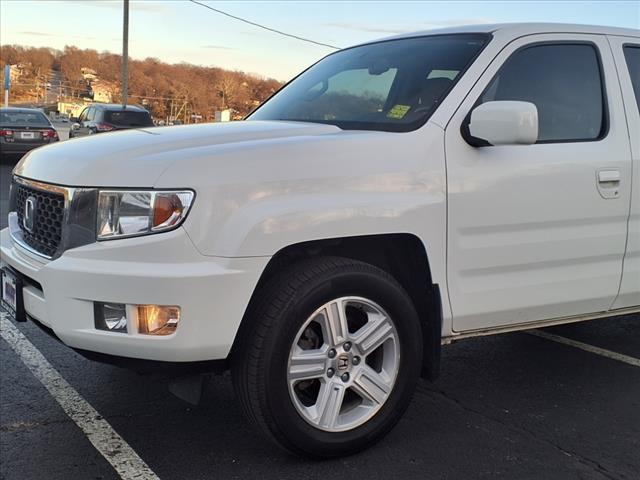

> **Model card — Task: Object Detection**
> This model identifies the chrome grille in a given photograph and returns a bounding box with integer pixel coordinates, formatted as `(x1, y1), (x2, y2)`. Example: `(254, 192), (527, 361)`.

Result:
(14, 182), (65, 257)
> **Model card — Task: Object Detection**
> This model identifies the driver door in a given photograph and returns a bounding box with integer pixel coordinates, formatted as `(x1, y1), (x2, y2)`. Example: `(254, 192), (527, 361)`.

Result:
(444, 34), (632, 332)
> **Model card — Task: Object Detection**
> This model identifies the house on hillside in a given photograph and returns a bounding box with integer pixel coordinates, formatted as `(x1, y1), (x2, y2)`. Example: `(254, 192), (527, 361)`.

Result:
(9, 64), (26, 82)
(90, 81), (117, 103)
(81, 67), (98, 81)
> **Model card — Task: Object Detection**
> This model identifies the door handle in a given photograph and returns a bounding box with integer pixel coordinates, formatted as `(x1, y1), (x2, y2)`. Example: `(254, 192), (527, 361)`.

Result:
(597, 169), (621, 199)
(598, 170), (620, 183)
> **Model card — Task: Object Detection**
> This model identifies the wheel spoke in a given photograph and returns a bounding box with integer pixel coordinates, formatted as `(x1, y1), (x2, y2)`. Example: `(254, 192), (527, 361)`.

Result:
(352, 366), (392, 405)
(288, 348), (327, 382)
(319, 300), (349, 347)
(316, 382), (346, 429)
(353, 315), (394, 357)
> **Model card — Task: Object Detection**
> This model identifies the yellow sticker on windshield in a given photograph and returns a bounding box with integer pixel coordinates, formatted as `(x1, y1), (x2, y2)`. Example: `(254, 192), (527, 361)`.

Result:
(387, 104), (411, 119)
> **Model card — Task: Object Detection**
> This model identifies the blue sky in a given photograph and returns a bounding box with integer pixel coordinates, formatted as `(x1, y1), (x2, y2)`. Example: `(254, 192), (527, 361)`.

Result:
(1, 0), (639, 80)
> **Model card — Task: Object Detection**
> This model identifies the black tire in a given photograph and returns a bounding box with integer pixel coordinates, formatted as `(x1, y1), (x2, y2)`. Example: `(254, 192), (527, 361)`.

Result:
(232, 256), (423, 458)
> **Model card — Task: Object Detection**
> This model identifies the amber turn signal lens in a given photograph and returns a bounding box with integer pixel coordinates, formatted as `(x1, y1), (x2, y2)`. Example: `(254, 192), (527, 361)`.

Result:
(137, 305), (180, 335)
(152, 193), (183, 229)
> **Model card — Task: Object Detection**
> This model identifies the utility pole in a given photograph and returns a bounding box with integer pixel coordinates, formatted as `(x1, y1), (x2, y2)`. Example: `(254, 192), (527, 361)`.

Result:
(121, 0), (129, 108)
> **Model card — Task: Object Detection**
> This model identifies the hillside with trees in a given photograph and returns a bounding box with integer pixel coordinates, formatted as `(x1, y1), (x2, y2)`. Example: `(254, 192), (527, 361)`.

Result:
(0, 44), (283, 121)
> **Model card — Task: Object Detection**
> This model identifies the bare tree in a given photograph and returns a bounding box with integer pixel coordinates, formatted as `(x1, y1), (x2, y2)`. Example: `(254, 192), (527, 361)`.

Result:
(2, 43), (283, 117)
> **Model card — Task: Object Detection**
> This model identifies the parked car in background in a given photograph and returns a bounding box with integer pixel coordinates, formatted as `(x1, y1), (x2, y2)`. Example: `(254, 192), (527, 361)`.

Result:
(1, 23), (639, 458)
(0, 107), (59, 158)
(68, 104), (154, 138)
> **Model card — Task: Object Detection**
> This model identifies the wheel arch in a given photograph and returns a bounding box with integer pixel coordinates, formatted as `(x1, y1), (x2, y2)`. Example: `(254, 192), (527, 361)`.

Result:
(231, 233), (442, 381)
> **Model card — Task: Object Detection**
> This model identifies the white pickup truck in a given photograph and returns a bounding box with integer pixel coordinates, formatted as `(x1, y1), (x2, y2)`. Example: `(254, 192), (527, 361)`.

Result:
(1, 23), (639, 457)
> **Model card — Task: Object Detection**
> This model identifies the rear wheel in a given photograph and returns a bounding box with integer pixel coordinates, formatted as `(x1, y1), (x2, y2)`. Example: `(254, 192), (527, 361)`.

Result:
(232, 256), (422, 457)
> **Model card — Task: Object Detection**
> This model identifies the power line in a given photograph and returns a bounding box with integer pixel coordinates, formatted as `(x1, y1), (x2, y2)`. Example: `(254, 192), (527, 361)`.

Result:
(188, 0), (340, 50)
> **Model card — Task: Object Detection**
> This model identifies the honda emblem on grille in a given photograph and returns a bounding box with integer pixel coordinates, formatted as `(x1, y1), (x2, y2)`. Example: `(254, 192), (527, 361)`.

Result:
(24, 196), (36, 233)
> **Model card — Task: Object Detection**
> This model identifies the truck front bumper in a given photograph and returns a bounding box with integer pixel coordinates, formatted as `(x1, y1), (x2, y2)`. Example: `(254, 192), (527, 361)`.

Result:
(0, 227), (269, 362)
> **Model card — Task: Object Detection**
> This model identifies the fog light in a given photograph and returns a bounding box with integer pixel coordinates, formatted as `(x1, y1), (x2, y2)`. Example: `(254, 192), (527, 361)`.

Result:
(137, 305), (180, 335)
(94, 303), (127, 333)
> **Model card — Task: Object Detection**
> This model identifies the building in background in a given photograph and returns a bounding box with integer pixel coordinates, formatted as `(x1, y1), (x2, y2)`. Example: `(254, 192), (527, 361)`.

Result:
(81, 67), (98, 81)
(215, 109), (231, 122)
(9, 64), (25, 83)
(57, 100), (90, 118)
(90, 80), (117, 103)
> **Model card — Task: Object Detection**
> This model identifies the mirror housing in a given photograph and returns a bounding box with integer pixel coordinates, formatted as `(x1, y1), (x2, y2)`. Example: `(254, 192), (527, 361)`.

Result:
(71, 123), (81, 131)
(466, 101), (538, 146)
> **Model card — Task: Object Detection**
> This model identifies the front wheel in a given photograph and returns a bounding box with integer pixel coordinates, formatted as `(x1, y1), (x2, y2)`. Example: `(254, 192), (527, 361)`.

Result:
(232, 256), (422, 457)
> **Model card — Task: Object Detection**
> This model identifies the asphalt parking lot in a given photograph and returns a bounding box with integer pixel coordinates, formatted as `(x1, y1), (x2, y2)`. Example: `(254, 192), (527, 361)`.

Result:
(0, 150), (639, 480)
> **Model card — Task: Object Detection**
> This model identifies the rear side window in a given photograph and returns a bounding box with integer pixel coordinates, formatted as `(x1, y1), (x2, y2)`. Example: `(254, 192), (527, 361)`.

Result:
(623, 46), (640, 113)
(480, 43), (606, 142)
(105, 110), (153, 127)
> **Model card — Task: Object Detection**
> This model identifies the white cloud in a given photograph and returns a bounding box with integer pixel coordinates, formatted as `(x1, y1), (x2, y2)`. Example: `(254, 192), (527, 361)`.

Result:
(17, 31), (98, 41)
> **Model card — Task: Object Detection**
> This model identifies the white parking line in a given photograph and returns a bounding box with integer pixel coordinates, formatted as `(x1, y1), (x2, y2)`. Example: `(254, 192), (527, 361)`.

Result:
(0, 313), (160, 480)
(527, 329), (640, 367)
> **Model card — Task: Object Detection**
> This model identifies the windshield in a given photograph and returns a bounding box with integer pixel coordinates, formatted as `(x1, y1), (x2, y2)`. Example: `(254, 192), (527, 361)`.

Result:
(0, 111), (50, 127)
(105, 110), (153, 127)
(249, 34), (489, 132)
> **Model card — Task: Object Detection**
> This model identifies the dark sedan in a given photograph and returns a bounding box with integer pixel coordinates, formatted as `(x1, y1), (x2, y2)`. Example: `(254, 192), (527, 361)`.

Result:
(0, 107), (59, 158)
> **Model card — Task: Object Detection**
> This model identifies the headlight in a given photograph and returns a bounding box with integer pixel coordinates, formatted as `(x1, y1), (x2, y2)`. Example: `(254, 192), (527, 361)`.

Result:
(97, 190), (194, 240)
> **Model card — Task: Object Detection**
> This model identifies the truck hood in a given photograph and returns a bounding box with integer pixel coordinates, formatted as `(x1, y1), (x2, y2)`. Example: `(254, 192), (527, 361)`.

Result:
(13, 121), (341, 187)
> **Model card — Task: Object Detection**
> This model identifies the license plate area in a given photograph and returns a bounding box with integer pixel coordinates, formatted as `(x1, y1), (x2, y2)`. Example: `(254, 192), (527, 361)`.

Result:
(1, 267), (26, 322)
(20, 131), (36, 140)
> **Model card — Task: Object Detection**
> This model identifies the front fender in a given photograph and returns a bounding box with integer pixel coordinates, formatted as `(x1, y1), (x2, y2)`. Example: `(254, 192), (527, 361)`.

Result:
(156, 122), (448, 289)
(202, 189), (442, 259)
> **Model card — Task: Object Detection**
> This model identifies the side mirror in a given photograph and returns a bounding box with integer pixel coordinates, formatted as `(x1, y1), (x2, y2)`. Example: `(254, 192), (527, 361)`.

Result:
(71, 123), (81, 131)
(467, 101), (538, 146)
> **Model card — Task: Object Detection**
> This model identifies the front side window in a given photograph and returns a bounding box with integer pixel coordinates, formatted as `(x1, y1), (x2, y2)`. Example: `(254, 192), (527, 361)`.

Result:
(623, 45), (640, 113)
(249, 34), (489, 132)
(479, 43), (606, 142)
